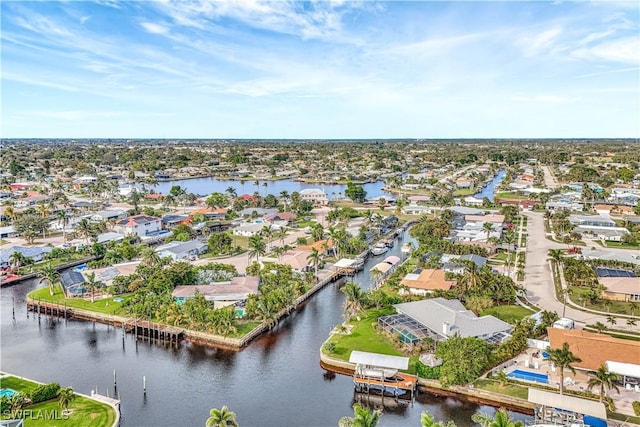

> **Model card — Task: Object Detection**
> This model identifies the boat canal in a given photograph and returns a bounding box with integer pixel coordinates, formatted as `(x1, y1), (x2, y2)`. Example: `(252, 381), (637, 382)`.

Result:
(0, 229), (532, 426)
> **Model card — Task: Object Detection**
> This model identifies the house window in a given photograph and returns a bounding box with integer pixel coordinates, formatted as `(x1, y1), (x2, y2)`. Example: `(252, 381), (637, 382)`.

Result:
(631, 294), (640, 301)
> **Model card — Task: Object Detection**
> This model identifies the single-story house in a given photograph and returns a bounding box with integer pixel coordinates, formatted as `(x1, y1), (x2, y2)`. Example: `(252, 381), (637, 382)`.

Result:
(463, 196), (484, 207)
(0, 225), (18, 239)
(263, 212), (296, 226)
(441, 254), (487, 274)
(569, 214), (616, 228)
(598, 277), (640, 302)
(155, 240), (208, 261)
(86, 209), (127, 222)
(378, 298), (512, 344)
(161, 214), (189, 228)
(0, 246), (53, 269)
(261, 250), (312, 273)
(172, 276), (260, 309)
(547, 328), (640, 373)
(232, 223), (264, 237)
(237, 208), (278, 218)
(399, 269), (455, 295)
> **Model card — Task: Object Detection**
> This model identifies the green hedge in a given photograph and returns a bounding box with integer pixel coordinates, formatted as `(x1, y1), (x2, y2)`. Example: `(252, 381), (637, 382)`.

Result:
(30, 382), (60, 404)
(633, 401), (640, 417)
(415, 361), (441, 379)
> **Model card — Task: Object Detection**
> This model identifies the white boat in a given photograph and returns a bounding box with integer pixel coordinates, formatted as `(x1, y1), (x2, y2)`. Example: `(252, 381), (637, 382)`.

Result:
(370, 243), (389, 256)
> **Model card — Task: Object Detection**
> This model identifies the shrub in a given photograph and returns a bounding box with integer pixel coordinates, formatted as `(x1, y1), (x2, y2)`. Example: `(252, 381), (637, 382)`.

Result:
(632, 401), (640, 416)
(323, 342), (336, 353)
(415, 361), (441, 379)
(0, 396), (10, 413)
(30, 382), (61, 403)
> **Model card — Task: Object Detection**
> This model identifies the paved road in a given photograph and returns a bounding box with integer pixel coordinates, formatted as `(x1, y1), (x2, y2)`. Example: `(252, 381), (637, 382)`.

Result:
(540, 165), (558, 189)
(523, 211), (637, 331)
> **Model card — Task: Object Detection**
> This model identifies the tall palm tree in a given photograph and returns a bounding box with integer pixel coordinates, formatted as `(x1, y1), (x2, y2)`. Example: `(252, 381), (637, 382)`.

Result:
(338, 404), (381, 427)
(139, 246), (162, 268)
(225, 186), (237, 200)
(456, 260), (483, 295)
(341, 282), (366, 319)
(307, 248), (322, 278)
(421, 410), (456, 427)
(606, 315), (617, 328)
(84, 272), (104, 303)
(4, 205), (16, 223)
(206, 405), (238, 427)
(261, 224), (274, 252)
(547, 249), (564, 266)
(627, 318), (637, 327)
(248, 234), (266, 264)
(277, 227), (288, 247)
(546, 342), (582, 395)
(58, 387), (76, 413)
(592, 321), (607, 334)
(482, 221), (494, 240)
(75, 218), (93, 245)
(56, 210), (70, 242)
(38, 264), (60, 296)
(587, 364), (620, 404)
(369, 267), (383, 286)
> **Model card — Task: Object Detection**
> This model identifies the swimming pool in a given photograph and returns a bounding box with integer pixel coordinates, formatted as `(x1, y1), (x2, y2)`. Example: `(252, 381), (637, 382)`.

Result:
(508, 369), (549, 384)
(0, 388), (18, 398)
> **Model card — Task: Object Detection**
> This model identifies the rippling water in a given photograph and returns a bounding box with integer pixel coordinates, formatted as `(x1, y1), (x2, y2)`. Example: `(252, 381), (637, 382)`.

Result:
(0, 231), (532, 426)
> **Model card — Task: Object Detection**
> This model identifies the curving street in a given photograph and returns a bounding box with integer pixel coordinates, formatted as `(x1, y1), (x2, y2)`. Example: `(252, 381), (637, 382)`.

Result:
(523, 211), (637, 331)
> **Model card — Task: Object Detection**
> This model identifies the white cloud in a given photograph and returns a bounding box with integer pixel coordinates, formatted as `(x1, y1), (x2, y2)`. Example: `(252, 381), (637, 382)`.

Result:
(140, 22), (170, 35)
(572, 36), (640, 64)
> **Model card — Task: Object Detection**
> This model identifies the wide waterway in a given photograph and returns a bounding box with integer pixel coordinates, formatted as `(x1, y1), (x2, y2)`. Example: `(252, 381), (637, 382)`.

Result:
(1, 230), (532, 426)
(153, 177), (392, 200)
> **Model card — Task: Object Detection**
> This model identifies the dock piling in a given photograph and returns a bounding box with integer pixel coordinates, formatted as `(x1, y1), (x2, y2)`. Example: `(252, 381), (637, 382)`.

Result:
(143, 376), (146, 394)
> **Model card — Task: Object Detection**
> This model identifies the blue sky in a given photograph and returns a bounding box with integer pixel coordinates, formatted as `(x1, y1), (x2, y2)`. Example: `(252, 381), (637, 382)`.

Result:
(1, 0), (639, 138)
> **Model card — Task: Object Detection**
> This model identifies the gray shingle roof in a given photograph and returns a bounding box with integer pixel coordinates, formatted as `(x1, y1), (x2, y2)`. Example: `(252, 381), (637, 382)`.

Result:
(393, 297), (511, 339)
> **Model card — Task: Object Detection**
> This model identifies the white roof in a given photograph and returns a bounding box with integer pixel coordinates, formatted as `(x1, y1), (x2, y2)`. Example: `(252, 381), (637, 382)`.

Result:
(334, 258), (356, 268)
(606, 361), (640, 378)
(370, 262), (392, 273)
(527, 388), (606, 419)
(349, 351), (409, 370)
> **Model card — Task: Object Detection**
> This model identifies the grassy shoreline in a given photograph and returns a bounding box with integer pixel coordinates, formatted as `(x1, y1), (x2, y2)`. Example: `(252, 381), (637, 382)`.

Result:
(0, 373), (117, 427)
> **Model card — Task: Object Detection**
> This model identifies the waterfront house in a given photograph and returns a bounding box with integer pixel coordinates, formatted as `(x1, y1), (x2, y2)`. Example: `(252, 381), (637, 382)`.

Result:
(190, 207), (227, 220)
(172, 276), (260, 309)
(0, 246), (53, 269)
(455, 177), (474, 189)
(155, 240), (208, 261)
(113, 214), (161, 238)
(379, 298), (511, 344)
(237, 207), (278, 218)
(441, 254), (487, 274)
(161, 214), (189, 228)
(263, 212), (296, 227)
(569, 214), (616, 228)
(261, 250), (312, 273)
(299, 188), (329, 206)
(463, 196), (484, 207)
(399, 269), (455, 295)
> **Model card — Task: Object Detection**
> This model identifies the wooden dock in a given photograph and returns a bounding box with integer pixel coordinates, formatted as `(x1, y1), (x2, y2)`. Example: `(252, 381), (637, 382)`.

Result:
(353, 372), (418, 399)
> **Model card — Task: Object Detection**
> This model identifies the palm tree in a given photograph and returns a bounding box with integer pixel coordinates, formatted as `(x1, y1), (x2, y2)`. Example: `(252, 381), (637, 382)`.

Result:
(606, 315), (617, 328)
(338, 404), (381, 427)
(57, 210), (70, 242)
(139, 246), (162, 268)
(546, 342), (582, 395)
(75, 218), (93, 245)
(592, 321), (607, 334)
(58, 387), (76, 414)
(84, 272), (104, 303)
(206, 405), (238, 427)
(627, 318), (637, 328)
(547, 249), (563, 266)
(38, 264), (60, 296)
(277, 226), (288, 247)
(421, 410), (457, 427)
(341, 282), (366, 319)
(369, 267), (383, 286)
(225, 186), (237, 200)
(472, 408), (523, 427)
(587, 364), (620, 404)
(248, 234), (266, 264)
(307, 248), (322, 278)
(456, 260), (483, 295)
(261, 224), (274, 252)
(9, 251), (27, 271)
(4, 205), (16, 223)
(482, 221), (494, 240)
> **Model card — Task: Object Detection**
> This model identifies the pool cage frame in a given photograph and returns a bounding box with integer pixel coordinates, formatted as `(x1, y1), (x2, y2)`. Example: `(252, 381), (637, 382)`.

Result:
(378, 314), (442, 345)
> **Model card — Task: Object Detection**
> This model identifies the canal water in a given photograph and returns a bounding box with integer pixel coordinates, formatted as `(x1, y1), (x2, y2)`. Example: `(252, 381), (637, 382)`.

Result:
(153, 177), (392, 200)
(473, 170), (506, 202)
(0, 230), (532, 426)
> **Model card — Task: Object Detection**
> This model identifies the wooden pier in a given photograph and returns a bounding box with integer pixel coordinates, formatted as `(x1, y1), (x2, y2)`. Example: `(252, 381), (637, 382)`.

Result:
(353, 371), (418, 400)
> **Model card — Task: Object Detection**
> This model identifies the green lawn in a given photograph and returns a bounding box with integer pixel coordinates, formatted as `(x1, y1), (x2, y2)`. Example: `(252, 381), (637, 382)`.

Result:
(452, 188), (474, 196)
(495, 192), (528, 200)
(0, 375), (116, 427)
(569, 286), (639, 316)
(473, 378), (529, 399)
(323, 309), (416, 372)
(28, 285), (131, 316)
(481, 305), (534, 324)
(602, 241), (640, 250)
(230, 321), (262, 338)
